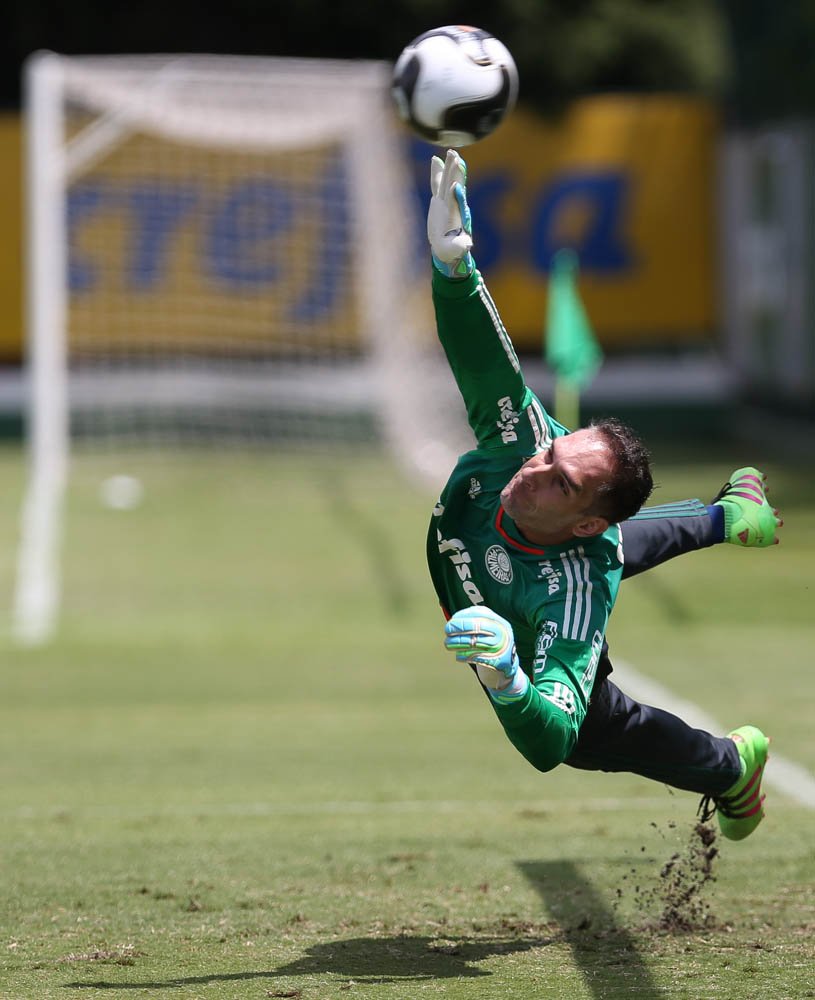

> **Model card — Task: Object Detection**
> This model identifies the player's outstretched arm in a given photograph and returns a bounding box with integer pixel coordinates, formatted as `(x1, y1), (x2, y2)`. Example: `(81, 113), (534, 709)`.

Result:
(427, 152), (555, 452)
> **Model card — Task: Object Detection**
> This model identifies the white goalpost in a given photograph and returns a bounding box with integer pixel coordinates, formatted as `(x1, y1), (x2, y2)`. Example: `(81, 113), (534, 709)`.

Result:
(14, 51), (469, 644)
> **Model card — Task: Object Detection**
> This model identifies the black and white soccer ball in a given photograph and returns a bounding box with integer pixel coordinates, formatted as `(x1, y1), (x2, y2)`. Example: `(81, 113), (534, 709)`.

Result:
(391, 25), (519, 147)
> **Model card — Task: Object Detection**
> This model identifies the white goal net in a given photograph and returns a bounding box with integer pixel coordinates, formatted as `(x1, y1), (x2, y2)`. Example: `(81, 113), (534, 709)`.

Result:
(14, 51), (469, 643)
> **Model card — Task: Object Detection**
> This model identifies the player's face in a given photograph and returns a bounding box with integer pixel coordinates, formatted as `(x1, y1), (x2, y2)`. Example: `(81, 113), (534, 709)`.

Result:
(499, 429), (614, 543)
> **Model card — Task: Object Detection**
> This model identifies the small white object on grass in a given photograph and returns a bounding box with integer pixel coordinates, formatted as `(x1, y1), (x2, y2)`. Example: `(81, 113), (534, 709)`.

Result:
(99, 475), (144, 510)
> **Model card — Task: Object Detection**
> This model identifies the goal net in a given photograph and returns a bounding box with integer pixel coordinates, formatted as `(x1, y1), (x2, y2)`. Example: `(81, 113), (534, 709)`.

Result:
(14, 51), (469, 643)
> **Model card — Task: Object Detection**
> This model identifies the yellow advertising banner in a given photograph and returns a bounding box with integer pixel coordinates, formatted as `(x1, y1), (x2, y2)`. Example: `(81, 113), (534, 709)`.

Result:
(0, 95), (717, 360)
(458, 96), (718, 348)
(0, 114), (22, 362)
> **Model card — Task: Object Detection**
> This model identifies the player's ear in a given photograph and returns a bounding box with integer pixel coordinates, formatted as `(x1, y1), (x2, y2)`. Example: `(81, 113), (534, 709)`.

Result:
(573, 515), (608, 538)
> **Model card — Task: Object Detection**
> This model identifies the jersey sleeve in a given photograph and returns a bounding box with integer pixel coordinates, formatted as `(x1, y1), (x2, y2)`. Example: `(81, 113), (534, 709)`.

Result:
(485, 627), (606, 774)
(483, 547), (615, 774)
(432, 266), (562, 452)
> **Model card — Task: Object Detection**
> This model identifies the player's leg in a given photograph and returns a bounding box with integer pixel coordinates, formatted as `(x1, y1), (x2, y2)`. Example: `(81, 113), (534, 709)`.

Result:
(565, 668), (742, 796)
(566, 646), (769, 839)
(620, 465), (782, 580)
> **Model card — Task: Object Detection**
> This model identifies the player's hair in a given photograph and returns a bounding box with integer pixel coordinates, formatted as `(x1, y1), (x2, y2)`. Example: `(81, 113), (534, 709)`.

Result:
(586, 417), (654, 523)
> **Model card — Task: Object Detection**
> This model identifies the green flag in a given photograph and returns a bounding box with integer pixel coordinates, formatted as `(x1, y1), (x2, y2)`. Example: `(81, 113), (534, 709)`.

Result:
(545, 248), (603, 389)
(545, 249), (603, 429)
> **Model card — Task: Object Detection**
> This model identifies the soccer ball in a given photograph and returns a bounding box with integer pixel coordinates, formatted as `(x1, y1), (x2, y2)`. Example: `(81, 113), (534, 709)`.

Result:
(391, 25), (519, 147)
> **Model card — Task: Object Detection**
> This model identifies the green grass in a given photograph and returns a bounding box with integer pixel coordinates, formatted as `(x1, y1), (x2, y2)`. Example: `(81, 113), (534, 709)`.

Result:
(0, 446), (813, 999)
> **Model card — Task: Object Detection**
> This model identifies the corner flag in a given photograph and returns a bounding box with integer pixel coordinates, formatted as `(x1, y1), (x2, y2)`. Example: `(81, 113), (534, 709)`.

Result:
(545, 249), (603, 429)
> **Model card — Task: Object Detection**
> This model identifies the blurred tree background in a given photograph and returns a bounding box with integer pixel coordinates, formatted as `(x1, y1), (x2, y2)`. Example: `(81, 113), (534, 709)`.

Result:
(2, 0), (814, 124)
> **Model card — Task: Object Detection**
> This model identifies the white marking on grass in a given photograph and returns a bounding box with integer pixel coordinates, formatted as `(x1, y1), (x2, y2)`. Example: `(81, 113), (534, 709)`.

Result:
(6, 796), (676, 822)
(614, 658), (815, 809)
(9, 664), (815, 822)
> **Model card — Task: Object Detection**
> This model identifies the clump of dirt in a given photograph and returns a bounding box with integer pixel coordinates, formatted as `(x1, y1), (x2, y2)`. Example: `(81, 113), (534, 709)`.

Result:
(616, 820), (720, 932)
(650, 821), (719, 931)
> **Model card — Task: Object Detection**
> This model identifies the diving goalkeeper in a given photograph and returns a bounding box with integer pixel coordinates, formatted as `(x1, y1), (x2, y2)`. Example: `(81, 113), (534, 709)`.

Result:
(426, 149), (781, 841)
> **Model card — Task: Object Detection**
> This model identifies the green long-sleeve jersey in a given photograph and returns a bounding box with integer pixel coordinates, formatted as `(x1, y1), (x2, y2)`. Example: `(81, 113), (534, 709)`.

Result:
(426, 267), (623, 772)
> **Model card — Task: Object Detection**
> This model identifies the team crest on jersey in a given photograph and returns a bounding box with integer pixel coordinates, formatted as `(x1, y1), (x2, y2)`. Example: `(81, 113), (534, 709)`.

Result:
(485, 544), (513, 585)
(468, 478), (482, 499)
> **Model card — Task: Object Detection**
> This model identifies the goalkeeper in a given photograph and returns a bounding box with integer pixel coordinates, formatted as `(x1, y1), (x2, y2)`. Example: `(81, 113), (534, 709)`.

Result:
(427, 150), (781, 842)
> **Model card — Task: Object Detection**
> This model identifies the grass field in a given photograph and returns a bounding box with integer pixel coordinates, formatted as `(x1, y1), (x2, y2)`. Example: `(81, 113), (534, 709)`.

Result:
(1, 444), (813, 999)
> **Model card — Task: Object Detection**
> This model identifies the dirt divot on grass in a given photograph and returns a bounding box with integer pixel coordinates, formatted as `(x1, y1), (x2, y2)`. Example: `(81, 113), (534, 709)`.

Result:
(57, 944), (146, 965)
(653, 821), (719, 931)
(618, 820), (720, 932)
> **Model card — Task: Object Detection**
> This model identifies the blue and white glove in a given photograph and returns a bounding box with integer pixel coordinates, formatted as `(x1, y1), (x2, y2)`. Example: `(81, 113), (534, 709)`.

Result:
(444, 606), (529, 701)
(428, 149), (474, 279)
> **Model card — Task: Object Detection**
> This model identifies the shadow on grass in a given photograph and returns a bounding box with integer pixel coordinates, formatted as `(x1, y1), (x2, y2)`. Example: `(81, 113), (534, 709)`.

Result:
(65, 860), (662, 994)
(63, 933), (556, 990)
(518, 859), (663, 998)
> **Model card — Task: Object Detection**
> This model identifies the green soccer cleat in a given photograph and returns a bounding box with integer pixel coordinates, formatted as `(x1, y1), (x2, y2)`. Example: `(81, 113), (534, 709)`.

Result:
(712, 467), (781, 547)
(700, 726), (769, 841)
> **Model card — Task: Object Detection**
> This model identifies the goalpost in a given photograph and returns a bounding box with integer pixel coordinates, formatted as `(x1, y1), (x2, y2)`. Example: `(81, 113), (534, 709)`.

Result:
(14, 51), (469, 644)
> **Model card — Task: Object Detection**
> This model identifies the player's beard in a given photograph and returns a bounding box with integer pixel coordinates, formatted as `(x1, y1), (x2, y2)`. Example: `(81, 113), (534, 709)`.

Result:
(500, 472), (580, 544)
(500, 470), (538, 520)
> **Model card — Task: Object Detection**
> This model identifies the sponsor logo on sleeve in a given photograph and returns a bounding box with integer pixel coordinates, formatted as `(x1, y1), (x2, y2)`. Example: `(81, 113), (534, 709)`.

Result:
(580, 629), (604, 695)
(496, 396), (520, 444)
(532, 620), (558, 677)
(542, 681), (577, 715)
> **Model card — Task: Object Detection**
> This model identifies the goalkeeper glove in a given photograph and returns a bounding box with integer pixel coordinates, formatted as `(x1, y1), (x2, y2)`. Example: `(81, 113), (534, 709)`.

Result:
(443, 606), (528, 701)
(427, 149), (474, 279)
